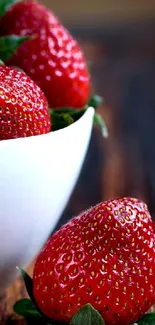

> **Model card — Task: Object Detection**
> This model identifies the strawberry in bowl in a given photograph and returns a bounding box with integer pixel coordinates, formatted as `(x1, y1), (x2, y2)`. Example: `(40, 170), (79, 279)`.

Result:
(15, 197), (155, 325)
(0, 64), (51, 139)
(0, 0), (90, 109)
(0, 0), (107, 136)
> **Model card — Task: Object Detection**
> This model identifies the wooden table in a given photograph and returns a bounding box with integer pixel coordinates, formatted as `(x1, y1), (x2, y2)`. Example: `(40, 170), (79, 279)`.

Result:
(0, 263), (34, 325)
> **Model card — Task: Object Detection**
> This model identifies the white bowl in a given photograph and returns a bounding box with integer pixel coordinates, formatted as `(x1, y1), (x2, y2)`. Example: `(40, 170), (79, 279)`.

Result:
(0, 107), (94, 291)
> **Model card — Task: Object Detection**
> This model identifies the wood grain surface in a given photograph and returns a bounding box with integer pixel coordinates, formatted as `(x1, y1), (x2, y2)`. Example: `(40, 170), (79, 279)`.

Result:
(1, 16), (155, 325)
(0, 263), (33, 324)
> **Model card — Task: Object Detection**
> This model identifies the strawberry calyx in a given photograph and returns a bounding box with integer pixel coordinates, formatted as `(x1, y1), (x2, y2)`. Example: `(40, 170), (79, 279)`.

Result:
(135, 313), (155, 325)
(14, 268), (155, 325)
(14, 299), (42, 321)
(0, 35), (33, 62)
(50, 95), (108, 137)
(50, 110), (74, 132)
(70, 304), (104, 325)
(0, 0), (20, 17)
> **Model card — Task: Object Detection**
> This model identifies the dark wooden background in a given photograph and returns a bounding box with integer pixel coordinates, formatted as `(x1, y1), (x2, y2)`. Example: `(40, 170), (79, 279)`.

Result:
(1, 8), (155, 324)
(55, 18), (155, 231)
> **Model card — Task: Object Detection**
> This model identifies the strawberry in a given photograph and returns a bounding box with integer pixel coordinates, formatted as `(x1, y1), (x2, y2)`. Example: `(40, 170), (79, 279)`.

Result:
(33, 197), (155, 325)
(0, 0), (90, 109)
(0, 64), (51, 140)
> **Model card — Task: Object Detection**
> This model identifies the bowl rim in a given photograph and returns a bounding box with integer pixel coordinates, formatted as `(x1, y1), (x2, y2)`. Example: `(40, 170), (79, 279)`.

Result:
(0, 106), (95, 146)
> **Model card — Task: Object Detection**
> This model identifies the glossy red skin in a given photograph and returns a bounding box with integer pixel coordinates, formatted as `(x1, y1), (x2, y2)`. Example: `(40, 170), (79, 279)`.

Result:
(0, 65), (51, 140)
(33, 197), (155, 325)
(0, 1), (90, 109)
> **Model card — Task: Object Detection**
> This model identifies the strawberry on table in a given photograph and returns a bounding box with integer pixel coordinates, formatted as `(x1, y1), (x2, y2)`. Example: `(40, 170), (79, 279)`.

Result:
(32, 197), (155, 325)
(0, 0), (90, 109)
(0, 64), (51, 140)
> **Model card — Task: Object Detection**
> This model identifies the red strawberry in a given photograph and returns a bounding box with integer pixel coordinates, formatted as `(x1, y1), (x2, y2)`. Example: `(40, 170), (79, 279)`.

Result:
(33, 197), (155, 325)
(0, 64), (51, 140)
(0, 0), (90, 109)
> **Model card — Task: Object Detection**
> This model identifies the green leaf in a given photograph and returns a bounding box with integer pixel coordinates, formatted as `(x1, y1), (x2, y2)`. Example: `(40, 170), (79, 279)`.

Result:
(0, 0), (20, 17)
(50, 107), (108, 137)
(50, 107), (85, 119)
(136, 313), (155, 324)
(14, 299), (68, 325)
(70, 304), (105, 325)
(0, 35), (33, 62)
(88, 95), (103, 109)
(17, 267), (63, 324)
(14, 298), (42, 319)
(94, 113), (108, 137)
(17, 267), (35, 305)
(67, 109), (86, 122)
(50, 110), (74, 131)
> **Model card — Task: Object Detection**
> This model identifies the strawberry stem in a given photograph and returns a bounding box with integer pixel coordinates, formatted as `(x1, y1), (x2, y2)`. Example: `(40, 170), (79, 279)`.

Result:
(88, 95), (103, 109)
(93, 113), (108, 137)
